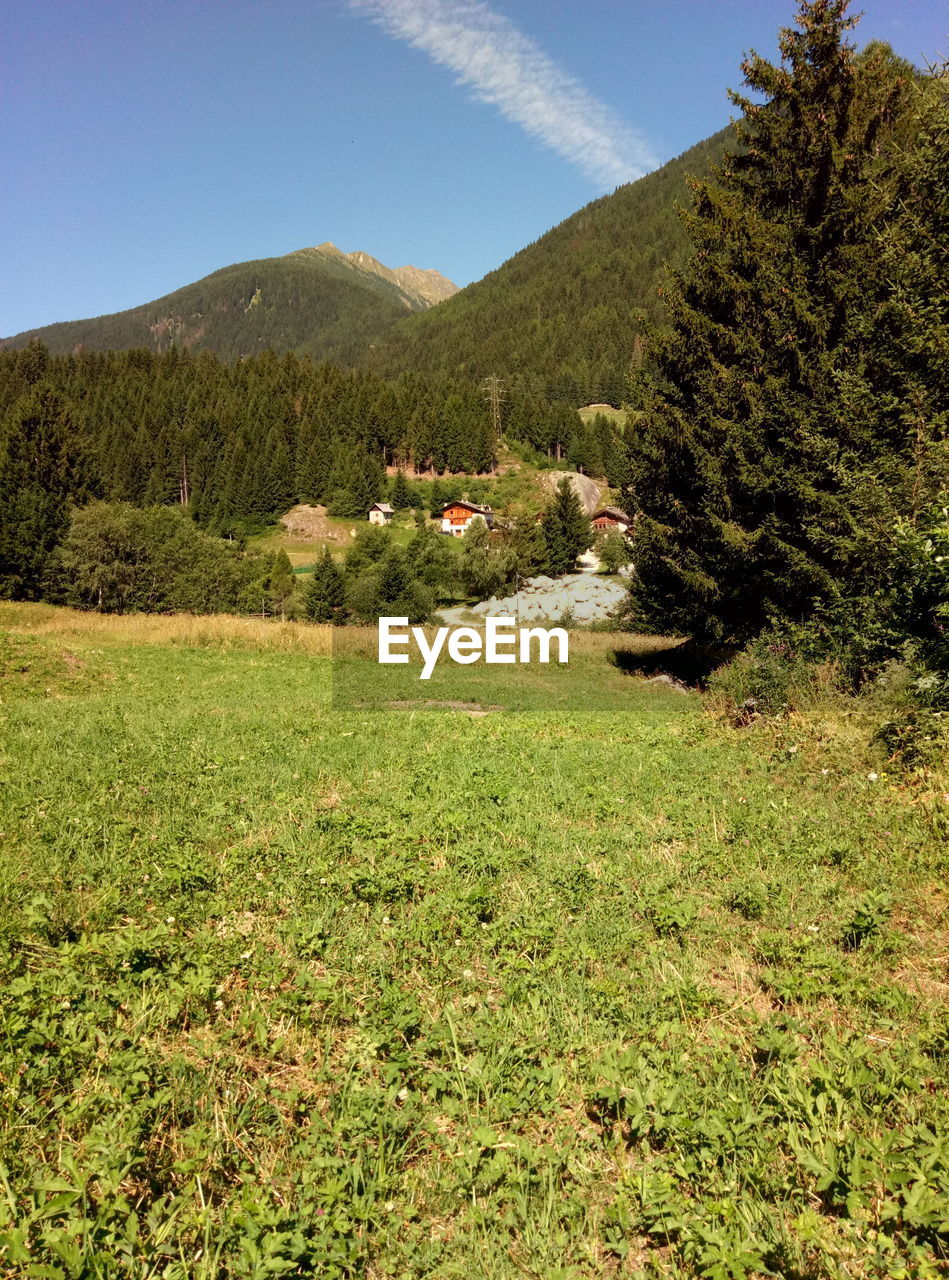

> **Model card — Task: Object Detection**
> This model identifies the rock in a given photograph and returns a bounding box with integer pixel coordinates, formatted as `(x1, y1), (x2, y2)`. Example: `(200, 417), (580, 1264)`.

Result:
(645, 674), (690, 695)
(540, 471), (602, 515)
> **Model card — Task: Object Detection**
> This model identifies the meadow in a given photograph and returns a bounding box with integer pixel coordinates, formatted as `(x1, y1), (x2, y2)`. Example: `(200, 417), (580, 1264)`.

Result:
(0, 604), (946, 1278)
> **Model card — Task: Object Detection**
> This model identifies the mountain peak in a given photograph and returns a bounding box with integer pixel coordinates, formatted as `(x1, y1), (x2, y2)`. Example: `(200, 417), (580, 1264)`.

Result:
(293, 244), (458, 310)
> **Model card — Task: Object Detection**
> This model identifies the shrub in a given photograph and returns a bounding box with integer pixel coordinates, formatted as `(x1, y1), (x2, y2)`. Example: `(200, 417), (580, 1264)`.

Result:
(707, 631), (836, 718)
(46, 502), (293, 616)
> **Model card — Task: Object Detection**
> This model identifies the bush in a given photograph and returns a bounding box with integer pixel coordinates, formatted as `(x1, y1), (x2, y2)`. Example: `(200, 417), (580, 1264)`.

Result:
(46, 502), (293, 616)
(597, 528), (631, 574)
(707, 632), (837, 718)
(867, 659), (948, 769)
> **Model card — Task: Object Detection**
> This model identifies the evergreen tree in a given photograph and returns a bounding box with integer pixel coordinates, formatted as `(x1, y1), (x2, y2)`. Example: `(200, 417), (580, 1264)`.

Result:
(259, 426), (295, 516)
(377, 547), (411, 610)
(503, 513), (548, 581)
(389, 469), (413, 509)
(253, 551), (296, 617)
(0, 387), (100, 599)
(835, 67), (948, 525)
(625, 2), (919, 643)
(544, 477), (591, 575)
(303, 547), (346, 623)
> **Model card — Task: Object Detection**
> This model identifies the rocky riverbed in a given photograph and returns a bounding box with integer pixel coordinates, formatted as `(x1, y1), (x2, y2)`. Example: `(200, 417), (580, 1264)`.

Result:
(470, 573), (628, 624)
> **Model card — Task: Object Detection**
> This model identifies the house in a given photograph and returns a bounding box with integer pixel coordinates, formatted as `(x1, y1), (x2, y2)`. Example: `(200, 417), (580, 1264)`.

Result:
(591, 506), (632, 534)
(368, 502), (395, 526)
(440, 500), (495, 537)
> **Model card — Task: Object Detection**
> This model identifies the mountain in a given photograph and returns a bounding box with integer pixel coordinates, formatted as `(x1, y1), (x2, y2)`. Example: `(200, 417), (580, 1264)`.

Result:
(283, 247), (455, 312)
(304, 244), (459, 308)
(357, 127), (733, 400)
(1, 244), (458, 364)
(3, 127), (729, 399)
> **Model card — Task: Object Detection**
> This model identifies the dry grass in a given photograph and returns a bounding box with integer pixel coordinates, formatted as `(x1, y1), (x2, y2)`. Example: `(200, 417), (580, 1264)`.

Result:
(0, 601), (333, 656)
(331, 622), (684, 664)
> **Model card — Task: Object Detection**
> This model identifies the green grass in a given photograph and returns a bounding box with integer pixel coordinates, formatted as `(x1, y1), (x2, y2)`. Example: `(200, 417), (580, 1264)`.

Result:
(0, 609), (947, 1278)
(251, 515), (463, 579)
(578, 405), (628, 427)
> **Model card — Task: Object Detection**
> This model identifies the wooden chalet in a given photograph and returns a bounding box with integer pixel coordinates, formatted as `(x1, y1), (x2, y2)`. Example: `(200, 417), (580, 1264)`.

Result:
(591, 506), (631, 533)
(440, 500), (495, 537)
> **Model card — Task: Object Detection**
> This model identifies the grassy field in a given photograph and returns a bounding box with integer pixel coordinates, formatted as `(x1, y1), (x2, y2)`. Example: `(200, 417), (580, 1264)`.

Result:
(250, 515), (465, 580)
(578, 406), (628, 428)
(0, 605), (947, 1278)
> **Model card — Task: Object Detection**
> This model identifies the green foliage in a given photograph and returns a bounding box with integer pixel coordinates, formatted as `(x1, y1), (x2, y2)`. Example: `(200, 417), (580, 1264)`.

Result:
(627, 6), (939, 645)
(388, 469), (413, 510)
(339, 526), (437, 624)
(596, 527), (630, 574)
(405, 522), (457, 598)
(303, 547), (347, 623)
(543, 477), (591, 575)
(502, 513), (548, 582)
(833, 503), (949, 694)
(46, 501), (290, 615)
(708, 632), (833, 717)
(841, 890), (893, 951)
(459, 517), (504, 599)
(0, 386), (100, 599)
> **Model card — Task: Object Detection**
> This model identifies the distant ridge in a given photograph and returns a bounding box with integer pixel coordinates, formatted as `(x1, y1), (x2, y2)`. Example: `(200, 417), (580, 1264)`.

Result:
(1, 245), (458, 364)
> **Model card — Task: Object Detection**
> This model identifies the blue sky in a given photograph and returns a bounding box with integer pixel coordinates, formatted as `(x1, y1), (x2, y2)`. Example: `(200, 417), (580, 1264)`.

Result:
(3, 0), (945, 336)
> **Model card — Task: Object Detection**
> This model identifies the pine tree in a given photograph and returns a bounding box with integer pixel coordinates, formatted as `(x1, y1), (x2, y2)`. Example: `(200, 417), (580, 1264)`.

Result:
(0, 387), (100, 599)
(544, 477), (591, 575)
(625, 1), (919, 643)
(377, 547), (411, 609)
(304, 547), (346, 623)
(836, 67), (948, 525)
(390, 469), (413, 510)
(504, 513), (548, 579)
(263, 551), (296, 617)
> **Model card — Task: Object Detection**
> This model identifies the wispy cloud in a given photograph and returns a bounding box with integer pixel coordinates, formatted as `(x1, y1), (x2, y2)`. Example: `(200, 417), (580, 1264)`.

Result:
(346, 0), (658, 187)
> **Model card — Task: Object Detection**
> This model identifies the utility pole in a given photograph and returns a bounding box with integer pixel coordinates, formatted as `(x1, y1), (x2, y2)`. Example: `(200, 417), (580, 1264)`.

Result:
(481, 374), (506, 474)
(481, 374), (506, 438)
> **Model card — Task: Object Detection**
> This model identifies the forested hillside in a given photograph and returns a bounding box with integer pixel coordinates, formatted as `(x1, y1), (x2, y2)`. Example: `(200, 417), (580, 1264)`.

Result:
(0, 247), (455, 366)
(359, 129), (732, 401)
(0, 345), (501, 536)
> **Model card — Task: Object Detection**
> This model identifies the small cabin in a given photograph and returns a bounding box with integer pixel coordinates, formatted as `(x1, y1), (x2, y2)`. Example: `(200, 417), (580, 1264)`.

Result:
(368, 502), (395, 526)
(591, 506), (631, 533)
(440, 500), (495, 537)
